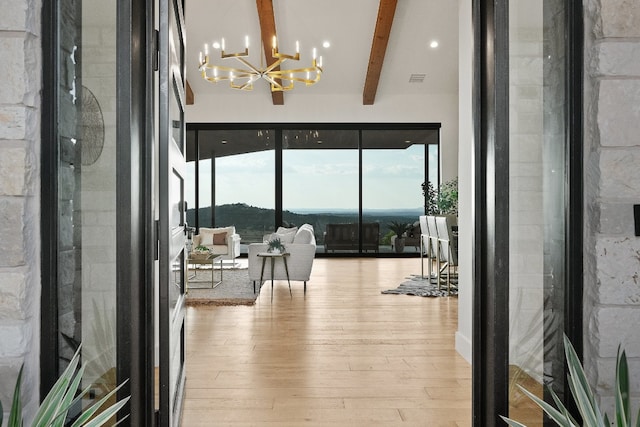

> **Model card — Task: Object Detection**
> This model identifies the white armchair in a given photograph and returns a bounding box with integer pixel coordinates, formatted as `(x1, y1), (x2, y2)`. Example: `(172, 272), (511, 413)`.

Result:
(248, 224), (316, 294)
(192, 226), (241, 262)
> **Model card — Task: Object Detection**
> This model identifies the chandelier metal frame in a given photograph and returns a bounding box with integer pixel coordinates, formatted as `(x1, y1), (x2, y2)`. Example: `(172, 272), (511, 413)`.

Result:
(198, 36), (323, 92)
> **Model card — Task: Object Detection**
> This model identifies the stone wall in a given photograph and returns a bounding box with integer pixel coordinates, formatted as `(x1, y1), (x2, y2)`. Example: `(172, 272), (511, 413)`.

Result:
(584, 0), (640, 412)
(0, 0), (42, 419)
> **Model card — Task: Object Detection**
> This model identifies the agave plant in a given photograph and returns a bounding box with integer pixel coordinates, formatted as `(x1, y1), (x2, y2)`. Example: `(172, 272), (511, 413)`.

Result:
(0, 345), (129, 427)
(502, 335), (639, 427)
(267, 237), (285, 253)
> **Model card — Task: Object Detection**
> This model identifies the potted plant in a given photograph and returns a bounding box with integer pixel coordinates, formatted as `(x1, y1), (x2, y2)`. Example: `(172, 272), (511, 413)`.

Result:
(267, 237), (285, 254)
(420, 177), (459, 215)
(388, 221), (410, 253)
(502, 335), (639, 427)
(1, 345), (129, 427)
(437, 177), (458, 215)
(191, 245), (210, 260)
(421, 180), (439, 215)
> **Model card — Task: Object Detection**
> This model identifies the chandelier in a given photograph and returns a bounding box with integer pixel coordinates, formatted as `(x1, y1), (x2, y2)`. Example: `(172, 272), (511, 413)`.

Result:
(198, 36), (323, 92)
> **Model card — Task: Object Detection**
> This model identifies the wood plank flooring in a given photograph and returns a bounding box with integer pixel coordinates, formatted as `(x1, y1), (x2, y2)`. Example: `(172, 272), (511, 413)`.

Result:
(182, 258), (471, 426)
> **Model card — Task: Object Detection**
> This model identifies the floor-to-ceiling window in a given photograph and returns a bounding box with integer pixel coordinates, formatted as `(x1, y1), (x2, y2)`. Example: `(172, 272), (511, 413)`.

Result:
(362, 129), (439, 253)
(282, 129), (360, 253)
(186, 129), (276, 242)
(186, 124), (441, 256)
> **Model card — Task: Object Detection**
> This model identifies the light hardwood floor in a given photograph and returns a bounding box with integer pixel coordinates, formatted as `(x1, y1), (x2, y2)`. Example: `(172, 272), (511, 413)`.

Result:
(182, 258), (472, 426)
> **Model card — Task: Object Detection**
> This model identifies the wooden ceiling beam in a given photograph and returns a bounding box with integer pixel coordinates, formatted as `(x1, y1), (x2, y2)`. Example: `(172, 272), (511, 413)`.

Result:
(186, 79), (194, 105)
(363, 0), (398, 105)
(256, 0), (284, 105)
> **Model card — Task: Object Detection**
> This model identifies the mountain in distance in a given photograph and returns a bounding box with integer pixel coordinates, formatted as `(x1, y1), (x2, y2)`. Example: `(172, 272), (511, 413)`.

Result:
(187, 203), (423, 242)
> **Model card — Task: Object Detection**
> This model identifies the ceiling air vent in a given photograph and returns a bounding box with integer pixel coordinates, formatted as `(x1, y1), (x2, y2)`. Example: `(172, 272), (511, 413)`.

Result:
(409, 73), (426, 83)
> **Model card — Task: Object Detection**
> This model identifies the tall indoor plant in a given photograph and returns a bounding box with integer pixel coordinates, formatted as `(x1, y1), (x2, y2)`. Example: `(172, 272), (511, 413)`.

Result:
(388, 221), (410, 253)
(421, 177), (458, 215)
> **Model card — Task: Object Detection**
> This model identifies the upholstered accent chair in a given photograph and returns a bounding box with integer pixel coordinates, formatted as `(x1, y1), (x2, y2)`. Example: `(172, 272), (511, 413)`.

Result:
(248, 224), (317, 294)
(192, 226), (241, 262)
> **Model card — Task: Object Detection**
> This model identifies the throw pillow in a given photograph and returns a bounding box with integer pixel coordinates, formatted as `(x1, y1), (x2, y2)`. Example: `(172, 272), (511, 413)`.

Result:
(213, 232), (227, 245)
(293, 227), (313, 244)
(276, 230), (297, 244)
(276, 226), (298, 235)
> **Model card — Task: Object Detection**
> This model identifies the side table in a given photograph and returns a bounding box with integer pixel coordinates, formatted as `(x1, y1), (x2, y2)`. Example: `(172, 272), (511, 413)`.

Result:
(186, 254), (223, 291)
(256, 252), (291, 300)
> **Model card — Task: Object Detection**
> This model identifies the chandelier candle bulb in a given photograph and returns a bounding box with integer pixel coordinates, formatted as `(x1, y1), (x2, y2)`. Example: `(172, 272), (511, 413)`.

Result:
(245, 35), (249, 48)
(204, 43), (208, 55)
(221, 38), (225, 51)
(296, 40), (299, 53)
(319, 56), (323, 67)
(313, 47), (317, 59)
(272, 35), (277, 49)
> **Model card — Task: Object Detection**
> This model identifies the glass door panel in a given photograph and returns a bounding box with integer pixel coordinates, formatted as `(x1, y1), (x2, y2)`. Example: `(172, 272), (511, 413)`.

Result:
(53, 0), (119, 419)
(508, 0), (567, 424)
(362, 130), (437, 254)
(282, 129), (359, 253)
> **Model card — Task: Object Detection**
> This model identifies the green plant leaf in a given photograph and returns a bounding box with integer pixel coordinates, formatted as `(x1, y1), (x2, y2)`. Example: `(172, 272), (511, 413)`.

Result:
(615, 345), (630, 426)
(550, 388), (579, 426)
(32, 345), (82, 426)
(517, 385), (575, 427)
(70, 379), (129, 427)
(563, 335), (603, 427)
(7, 365), (24, 427)
(48, 363), (87, 427)
(500, 415), (528, 427)
(76, 398), (130, 427)
(566, 376), (602, 427)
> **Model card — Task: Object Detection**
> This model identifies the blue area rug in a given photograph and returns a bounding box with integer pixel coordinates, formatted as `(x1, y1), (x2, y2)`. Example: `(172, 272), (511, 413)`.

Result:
(382, 274), (458, 297)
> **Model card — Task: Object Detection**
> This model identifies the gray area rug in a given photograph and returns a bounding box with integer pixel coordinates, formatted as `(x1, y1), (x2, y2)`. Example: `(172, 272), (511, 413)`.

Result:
(186, 267), (262, 306)
(382, 274), (458, 297)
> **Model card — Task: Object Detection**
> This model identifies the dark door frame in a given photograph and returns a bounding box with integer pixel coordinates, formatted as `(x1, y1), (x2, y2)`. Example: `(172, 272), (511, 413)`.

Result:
(40, 0), (155, 424)
(471, 0), (583, 424)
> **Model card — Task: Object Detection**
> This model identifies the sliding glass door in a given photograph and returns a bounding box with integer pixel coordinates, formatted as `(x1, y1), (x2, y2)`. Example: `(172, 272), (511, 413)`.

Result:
(362, 130), (438, 254)
(282, 129), (359, 253)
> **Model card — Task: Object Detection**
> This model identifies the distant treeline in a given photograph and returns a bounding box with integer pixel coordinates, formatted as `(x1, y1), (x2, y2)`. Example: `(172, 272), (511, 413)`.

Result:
(187, 203), (421, 243)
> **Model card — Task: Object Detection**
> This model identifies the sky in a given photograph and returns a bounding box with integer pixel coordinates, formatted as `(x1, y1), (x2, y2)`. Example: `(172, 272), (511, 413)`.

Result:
(185, 145), (439, 212)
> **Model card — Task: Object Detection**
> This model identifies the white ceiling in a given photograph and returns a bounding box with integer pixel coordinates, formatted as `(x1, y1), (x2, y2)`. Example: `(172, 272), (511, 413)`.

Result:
(184, 0), (460, 106)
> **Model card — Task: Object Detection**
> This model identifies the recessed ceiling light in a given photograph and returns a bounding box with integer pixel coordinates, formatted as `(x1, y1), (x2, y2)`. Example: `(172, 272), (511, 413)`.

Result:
(212, 41), (221, 49)
(405, 140), (411, 143)
(317, 140), (323, 144)
(221, 140), (227, 144)
(322, 41), (331, 48)
(430, 40), (439, 48)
